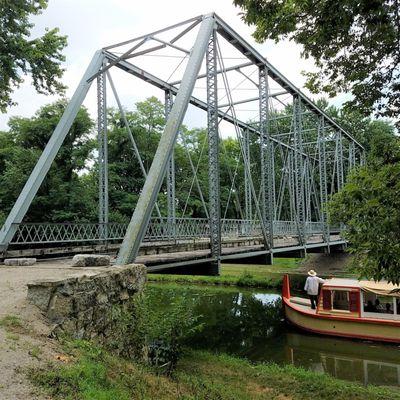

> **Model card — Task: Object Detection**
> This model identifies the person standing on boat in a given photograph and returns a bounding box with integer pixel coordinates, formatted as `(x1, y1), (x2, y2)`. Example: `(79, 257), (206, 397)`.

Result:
(304, 270), (325, 310)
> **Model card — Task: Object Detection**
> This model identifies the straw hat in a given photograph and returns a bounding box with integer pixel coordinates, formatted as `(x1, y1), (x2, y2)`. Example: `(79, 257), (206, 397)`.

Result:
(308, 269), (317, 277)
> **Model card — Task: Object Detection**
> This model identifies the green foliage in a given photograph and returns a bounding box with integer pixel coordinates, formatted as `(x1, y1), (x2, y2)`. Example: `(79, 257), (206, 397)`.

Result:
(329, 130), (400, 283)
(0, 101), (95, 224)
(148, 272), (281, 289)
(31, 341), (133, 400)
(0, 0), (67, 111)
(233, 0), (400, 126)
(133, 288), (204, 374)
(236, 270), (256, 287)
(107, 288), (203, 375)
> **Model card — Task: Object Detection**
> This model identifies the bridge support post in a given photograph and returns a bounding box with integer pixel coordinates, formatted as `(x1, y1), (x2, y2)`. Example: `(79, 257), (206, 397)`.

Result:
(0, 50), (105, 252)
(293, 95), (305, 246)
(336, 131), (344, 191)
(165, 90), (176, 238)
(243, 129), (252, 224)
(348, 141), (356, 171)
(336, 130), (345, 233)
(206, 28), (221, 276)
(97, 66), (109, 241)
(116, 14), (216, 265)
(259, 66), (275, 251)
(318, 117), (330, 251)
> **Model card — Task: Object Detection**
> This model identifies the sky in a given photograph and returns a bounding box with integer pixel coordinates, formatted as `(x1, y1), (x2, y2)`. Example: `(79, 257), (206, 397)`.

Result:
(0, 0), (348, 131)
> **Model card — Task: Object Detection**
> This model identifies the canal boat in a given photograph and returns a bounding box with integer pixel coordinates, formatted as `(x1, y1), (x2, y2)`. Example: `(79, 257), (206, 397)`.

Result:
(282, 275), (400, 343)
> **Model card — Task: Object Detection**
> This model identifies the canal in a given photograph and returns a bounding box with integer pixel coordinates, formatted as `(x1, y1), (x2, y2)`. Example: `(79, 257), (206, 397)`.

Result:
(147, 281), (400, 387)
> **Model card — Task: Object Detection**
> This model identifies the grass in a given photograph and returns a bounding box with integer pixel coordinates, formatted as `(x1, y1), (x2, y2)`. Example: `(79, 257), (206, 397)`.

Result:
(5, 332), (20, 341)
(0, 314), (27, 334)
(29, 345), (43, 360)
(148, 258), (302, 289)
(30, 340), (400, 400)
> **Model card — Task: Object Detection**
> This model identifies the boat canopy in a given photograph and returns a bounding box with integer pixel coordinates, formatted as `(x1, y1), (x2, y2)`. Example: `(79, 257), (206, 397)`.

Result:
(323, 278), (400, 297)
(360, 281), (400, 297)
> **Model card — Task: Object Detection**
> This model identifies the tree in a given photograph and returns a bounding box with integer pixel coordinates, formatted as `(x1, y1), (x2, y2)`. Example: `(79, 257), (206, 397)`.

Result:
(0, 101), (95, 224)
(328, 126), (400, 283)
(0, 0), (67, 112)
(104, 98), (167, 222)
(233, 0), (400, 126)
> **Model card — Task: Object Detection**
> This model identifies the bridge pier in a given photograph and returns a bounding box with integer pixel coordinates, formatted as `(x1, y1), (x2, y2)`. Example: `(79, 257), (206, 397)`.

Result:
(151, 261), (220, 276)
(307, 246), (330, 254)
(274, 248), (307, 259)
(224, 252), (273, 265)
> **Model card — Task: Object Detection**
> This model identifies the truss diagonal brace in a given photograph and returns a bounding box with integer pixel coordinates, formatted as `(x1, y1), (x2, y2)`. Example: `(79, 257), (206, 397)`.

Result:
(0, 50), (105, 251)
(116, 15), (216, 265)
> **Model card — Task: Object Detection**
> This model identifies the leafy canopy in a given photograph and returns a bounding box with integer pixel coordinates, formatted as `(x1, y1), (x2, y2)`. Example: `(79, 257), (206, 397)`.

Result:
(0, 101), (95, 224)
(0, 0), (67, 111)
(329, 126), (400, 283)
(233, 0), (400, 126)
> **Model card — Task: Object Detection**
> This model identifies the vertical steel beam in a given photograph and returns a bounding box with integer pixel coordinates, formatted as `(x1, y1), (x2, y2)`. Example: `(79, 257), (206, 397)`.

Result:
(97, 68), (109, 239)
(0, 51), (105, 251)
(207, 28), (221, 271)
(259, 66), (274, 248)
(349, 142), (356, 170)
(116, 15), (215, 265)
(318, 117), (330, 247)
(165, 90), (176, 236)
(360, 149), (366, 166)
(243, 129), (252, 221)
(304, 158), (311, 223)
(336, 131), (344, 191)
(293, 95), (305, 245)
(288, 151), (296, 223)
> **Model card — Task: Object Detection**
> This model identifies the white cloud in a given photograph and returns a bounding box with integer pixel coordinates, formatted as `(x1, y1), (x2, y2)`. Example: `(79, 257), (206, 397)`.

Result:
(0, 0), (326, 131)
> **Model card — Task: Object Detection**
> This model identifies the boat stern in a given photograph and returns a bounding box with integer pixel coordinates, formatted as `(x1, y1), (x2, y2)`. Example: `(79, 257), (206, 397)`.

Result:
(282, 274), (291, 299)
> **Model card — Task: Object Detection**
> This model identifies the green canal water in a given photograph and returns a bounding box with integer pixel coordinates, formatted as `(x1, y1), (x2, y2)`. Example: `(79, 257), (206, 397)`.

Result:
(147, 282), (400, 387)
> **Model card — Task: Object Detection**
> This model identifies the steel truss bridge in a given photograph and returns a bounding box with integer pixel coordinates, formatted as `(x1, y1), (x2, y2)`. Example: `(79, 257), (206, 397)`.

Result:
(0, 14), (364, 274)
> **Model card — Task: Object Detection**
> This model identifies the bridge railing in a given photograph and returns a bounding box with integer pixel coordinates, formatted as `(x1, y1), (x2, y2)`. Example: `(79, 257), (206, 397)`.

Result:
(8, 219), (339, 245)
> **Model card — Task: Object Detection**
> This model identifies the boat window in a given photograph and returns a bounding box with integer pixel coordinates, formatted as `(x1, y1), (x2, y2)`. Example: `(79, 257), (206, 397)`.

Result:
(363, 292), (395, 314)
(332, 290), (349, 311)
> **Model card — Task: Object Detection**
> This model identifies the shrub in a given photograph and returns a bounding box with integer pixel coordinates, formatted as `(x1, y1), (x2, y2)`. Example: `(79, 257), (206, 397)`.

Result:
(110, 288), (204, 375)
(237, 271), (255, 287)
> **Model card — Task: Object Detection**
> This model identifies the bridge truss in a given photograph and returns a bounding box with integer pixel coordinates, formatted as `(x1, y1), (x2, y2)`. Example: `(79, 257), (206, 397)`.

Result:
(0, 14), (364, 272)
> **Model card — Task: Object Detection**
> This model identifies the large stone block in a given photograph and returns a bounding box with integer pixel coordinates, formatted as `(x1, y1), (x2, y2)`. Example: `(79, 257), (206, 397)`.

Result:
(26, 264), (146, 342)
(26, 284), (54, 311)
(47, 293), (74, 321)
(71, 254), (111, 267)
(4, 258), (36, 266)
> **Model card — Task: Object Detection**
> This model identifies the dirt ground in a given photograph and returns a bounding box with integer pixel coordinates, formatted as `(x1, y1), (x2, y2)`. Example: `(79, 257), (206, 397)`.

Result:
(0, 260), (114, 400)
(298, 252), (352, 277)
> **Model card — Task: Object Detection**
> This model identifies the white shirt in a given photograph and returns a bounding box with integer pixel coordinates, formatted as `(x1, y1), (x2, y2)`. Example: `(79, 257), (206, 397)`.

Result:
(304, 276), (325, 295)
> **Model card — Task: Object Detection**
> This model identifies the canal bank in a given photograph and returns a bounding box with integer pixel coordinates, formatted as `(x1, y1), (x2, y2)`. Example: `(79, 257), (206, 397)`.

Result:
(30, 341), (400, 400)
(29, 281), (400, 399)
(148, 253), (353, 289)
(5, 254), (393, 400)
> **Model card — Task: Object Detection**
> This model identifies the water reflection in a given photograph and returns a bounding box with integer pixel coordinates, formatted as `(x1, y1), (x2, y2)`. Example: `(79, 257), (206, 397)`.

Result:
(188, 289), (283, 356)
(286, 333), (400, 387)
(147, 284), (400, 387)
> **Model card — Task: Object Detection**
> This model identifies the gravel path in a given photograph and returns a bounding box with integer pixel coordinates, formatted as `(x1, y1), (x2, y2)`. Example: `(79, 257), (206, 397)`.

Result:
(0, 260), (113, 399)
